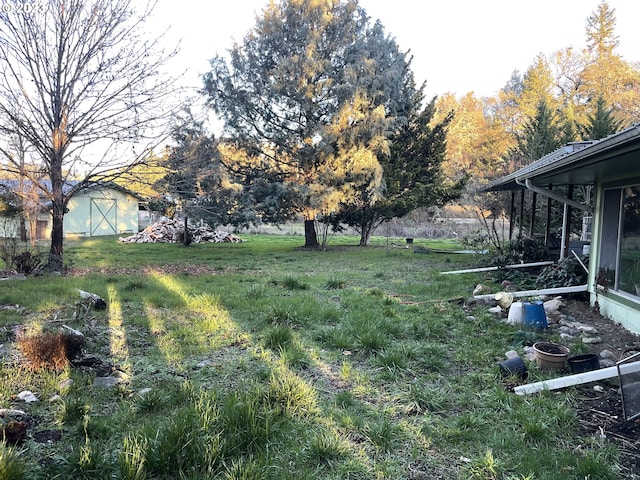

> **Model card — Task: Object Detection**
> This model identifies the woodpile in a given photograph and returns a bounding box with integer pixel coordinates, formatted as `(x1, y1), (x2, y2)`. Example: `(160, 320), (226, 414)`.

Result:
(118, 219), (243, 244)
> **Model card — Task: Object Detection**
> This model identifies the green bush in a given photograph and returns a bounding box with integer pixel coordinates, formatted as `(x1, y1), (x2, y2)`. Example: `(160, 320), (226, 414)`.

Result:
(536, 254), (588, 288)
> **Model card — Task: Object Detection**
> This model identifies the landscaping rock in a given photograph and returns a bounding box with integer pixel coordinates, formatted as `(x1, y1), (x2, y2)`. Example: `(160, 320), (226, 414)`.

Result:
(582, 336), (603, 344)
(93, 377), (121, 388)
(523, 346), (536, 361)
(15, 391), (38, 403)
(600, 349), (616, 360)
(58, 379), (74, 389)
(559, 325), (581, 336)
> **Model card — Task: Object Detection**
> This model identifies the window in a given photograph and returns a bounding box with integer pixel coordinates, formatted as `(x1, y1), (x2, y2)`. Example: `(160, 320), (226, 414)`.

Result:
(599, 185), (640, 297)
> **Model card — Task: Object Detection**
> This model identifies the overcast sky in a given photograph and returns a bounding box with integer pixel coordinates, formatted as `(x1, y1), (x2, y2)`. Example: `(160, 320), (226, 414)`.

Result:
(148, 0), (640, 100)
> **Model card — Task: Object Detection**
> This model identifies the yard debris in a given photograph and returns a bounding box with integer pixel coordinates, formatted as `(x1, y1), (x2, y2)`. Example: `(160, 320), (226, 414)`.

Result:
(93, 369), (129, 388)
(0, 418), (28, 445)
(495, 292), (514, 309)
(441, 260), (554, 275)
(514, 359), (640, 396)
(15, 391), (38, 403)
(0, 409), (26, 417)
(543, 298), (564, 320)
(474, 284), (588, 300)
(0, 274), (26, 282)
(78, 289), (107, 309)
(62, 324), (84, 338)
(118, 218), (243, 244)
(472, 284), (488, 295)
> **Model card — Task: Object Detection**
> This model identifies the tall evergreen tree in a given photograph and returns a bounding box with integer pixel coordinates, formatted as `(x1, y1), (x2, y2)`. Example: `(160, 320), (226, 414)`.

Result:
(578, 1), (640, 125)
(515, 99), (561, 164)
(581, 95), (623, 140)
(519, 54), (558, 120)
(332, 90), (466, 246)
(157, 112), (257, 234)
(585, 1), (619, 58)
(203, 0), (413, 248)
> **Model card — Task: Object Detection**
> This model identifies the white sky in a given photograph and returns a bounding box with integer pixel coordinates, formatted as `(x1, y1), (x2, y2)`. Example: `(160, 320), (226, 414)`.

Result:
(149, 0), (640, 100)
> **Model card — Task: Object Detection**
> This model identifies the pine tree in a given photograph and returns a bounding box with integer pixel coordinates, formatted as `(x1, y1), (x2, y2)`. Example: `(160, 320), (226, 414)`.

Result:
(515, 99), (561, 164)
(581, 95), (623, 140)
(585, 1), (619, 58)
(331, 90), (466, 246)
(578, 1), (640, 126)
(203, 0), (414, 248)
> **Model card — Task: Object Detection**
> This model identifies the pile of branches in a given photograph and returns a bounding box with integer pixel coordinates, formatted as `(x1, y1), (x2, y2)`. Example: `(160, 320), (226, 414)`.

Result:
(118, 219), (242, 244)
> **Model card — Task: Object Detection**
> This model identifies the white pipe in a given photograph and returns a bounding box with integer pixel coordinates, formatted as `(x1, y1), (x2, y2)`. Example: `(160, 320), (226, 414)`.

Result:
(514, 361), (640, 395)
(571, 250), (589, 274)
(440, 261), (554, 275)
(473, 284), (588, 300)
(515, 178), (593, 214)
(560, 203), (568, 260)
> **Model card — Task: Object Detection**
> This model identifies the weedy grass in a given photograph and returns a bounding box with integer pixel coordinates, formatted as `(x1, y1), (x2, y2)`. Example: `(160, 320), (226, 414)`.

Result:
(0, 234), (623, 479)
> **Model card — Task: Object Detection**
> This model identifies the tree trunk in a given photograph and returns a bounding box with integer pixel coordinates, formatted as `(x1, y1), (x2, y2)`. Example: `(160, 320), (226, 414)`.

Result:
(358, 214), (379, 246)
(359, 230), (372, 246)
(304, 219), (319, 248)
(182, 216), (192, 246)
(48, 154), (65, 273)
(48, 197), (65, 272)
(19, 218), (27, 242)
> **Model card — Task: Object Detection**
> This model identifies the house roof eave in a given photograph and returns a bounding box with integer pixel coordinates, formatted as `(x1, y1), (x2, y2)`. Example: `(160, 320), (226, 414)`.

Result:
(479, 124), (640, 193)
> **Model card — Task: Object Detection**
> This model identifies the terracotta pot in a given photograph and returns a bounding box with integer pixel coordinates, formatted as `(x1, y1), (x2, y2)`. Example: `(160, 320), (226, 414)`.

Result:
(533, 342), (570, 370)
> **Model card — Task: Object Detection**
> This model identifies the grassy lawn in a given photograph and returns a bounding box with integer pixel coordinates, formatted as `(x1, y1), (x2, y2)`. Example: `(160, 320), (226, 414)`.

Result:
(0, 234), (620, 479)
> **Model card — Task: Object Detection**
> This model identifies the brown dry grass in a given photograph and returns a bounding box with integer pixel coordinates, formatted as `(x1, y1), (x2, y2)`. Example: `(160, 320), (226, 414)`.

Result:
(18, 332), (84, 371)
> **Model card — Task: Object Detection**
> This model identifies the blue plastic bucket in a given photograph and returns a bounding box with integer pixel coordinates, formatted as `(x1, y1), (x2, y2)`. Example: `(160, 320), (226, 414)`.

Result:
(523, 301), (547, 329)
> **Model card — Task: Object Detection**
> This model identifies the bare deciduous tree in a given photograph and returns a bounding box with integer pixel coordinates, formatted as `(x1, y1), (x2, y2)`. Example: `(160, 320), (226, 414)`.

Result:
(0, 0), (180, 271)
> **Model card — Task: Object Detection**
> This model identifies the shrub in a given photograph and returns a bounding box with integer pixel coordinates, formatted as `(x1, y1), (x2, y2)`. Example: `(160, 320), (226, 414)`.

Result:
(494, 236), (549, 266)
(536, 254), (588, 288)
(13, 249), (47, 275)
(0, 236), (19, 271)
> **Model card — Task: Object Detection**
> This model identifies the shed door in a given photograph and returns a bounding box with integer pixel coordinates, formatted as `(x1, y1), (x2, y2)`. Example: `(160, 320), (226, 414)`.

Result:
(90, 198), (117, 236)
(36, 220), (48, 240)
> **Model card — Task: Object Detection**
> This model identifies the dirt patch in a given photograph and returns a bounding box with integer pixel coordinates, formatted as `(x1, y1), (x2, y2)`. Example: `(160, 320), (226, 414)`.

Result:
(33, 429), (63, 443)
(563, 298), (640, 359)
(561, 298), (640, 477)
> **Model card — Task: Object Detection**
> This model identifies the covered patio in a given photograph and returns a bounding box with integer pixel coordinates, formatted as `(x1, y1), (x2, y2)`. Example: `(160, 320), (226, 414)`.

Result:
(480, 124), (640, 333)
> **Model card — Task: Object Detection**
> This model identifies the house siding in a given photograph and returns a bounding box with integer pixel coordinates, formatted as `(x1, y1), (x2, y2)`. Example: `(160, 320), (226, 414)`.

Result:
(588, 177), (640, 334)
(0, 217), (20, 237)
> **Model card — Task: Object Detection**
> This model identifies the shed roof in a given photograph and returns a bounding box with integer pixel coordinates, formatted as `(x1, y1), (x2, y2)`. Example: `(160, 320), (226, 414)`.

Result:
(0, 179), (144, 201)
